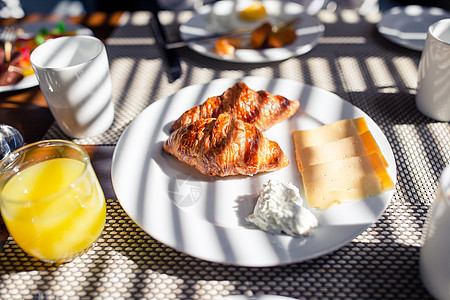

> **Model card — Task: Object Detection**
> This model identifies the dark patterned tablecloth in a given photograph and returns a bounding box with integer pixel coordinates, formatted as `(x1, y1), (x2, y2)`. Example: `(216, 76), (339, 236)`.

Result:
(0, 10), (449, 299)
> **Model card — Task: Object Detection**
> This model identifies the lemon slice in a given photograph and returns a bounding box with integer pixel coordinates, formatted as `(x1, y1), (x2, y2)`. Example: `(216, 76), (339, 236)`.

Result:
(239, 1), (267, 22)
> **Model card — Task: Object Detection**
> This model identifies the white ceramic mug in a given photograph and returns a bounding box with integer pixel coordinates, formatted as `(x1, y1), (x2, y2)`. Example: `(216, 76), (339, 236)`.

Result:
(420, 164), (450, 300)
(30, 35), (114, 138)
(416, 18), (450, 122)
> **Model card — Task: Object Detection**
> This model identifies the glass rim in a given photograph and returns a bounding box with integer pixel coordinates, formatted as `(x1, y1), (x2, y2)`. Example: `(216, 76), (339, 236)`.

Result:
(428, 18), (450, 46)
(30, 35), (104, 71)
(0, 139), (90, 205)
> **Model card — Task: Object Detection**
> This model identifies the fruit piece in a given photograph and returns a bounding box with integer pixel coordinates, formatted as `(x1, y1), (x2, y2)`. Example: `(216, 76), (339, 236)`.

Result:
(215, 37), (246, 56)
(215, 38), (235, 56)
(251, 22), (272, 49)
(239, 1), (267, 22)
(268, 28), (297, 48)
(35, 34), (45, 45)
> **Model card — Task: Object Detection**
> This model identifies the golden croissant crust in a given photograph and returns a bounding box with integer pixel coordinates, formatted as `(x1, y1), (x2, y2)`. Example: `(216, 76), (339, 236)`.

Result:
(164, 113), (289, 177)
(171, 81), (300, 132)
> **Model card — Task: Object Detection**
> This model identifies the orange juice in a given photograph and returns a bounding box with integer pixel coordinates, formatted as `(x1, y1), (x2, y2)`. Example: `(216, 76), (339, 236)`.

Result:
(0, 157), (106, 262)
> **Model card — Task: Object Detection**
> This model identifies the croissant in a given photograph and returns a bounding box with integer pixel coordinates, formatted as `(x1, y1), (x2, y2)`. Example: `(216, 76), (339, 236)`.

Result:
(164, 113), (289, 177)
(171, 81), (300, 132)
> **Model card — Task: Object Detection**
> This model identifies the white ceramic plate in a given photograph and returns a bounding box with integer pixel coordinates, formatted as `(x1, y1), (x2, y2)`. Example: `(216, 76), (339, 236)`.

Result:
(0, 21), (93, 93)
(179, 0), (324, 62)
(19, 21), (93, 39)
(111, 77), (396, 267)
(377, 5), (450, 51)
(0, 74), (38, 93)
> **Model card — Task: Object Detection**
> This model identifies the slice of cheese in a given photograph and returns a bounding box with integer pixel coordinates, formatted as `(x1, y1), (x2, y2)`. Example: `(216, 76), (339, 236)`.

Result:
(294, 130), (388, 171)
(301, 153), (394, 209)
(292, 117), (369, 149)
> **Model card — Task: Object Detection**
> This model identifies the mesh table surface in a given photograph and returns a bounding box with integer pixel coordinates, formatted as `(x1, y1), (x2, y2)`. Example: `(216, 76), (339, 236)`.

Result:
(1, 10), (449, 299)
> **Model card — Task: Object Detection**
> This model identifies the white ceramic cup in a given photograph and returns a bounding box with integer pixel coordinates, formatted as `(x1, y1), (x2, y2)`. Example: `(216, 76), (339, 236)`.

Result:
(420, 164), (450, 300)
(30, 35), (114, 138)
(416, 18), (450, 122)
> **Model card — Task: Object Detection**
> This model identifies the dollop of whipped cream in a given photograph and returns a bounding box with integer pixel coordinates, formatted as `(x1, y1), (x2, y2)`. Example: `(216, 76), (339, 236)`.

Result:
(246, 180), (318, 236)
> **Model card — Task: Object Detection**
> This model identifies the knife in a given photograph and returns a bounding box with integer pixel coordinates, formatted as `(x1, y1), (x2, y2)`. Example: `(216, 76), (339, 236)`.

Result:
(165, 27), (252, 49)
(149, 8), (182, 83)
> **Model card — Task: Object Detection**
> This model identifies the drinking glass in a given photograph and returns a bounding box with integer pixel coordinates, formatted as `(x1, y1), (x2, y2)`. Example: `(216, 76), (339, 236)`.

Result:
(0, 124), (24, 161)
(0, 140), (106, 263)
(420, 164), (450, 299)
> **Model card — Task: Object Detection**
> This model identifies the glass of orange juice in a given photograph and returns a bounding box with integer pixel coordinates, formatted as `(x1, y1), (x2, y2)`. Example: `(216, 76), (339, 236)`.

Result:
(0, 140), (106, 263)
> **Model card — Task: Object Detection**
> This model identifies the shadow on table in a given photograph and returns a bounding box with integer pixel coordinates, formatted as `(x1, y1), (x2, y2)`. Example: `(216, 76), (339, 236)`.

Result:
(0, 196), (433, 299)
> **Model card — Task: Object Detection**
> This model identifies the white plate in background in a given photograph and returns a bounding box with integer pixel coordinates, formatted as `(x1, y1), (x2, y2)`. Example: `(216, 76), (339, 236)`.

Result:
(0, 21), (93, 93)
(377, 5), (450, 51)
(179, 0), (324, 63)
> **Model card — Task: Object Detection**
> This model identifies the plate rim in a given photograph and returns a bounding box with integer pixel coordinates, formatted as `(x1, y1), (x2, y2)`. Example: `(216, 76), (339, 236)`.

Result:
(179, 0), (325, 63)
(0, 74), (38, 93)
(377, 5), (450, 51)
(111, 76), (397, 267)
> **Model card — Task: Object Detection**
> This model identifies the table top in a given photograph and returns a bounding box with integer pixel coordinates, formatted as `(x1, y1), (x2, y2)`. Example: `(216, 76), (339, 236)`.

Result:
(0, 8), (449, 299)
